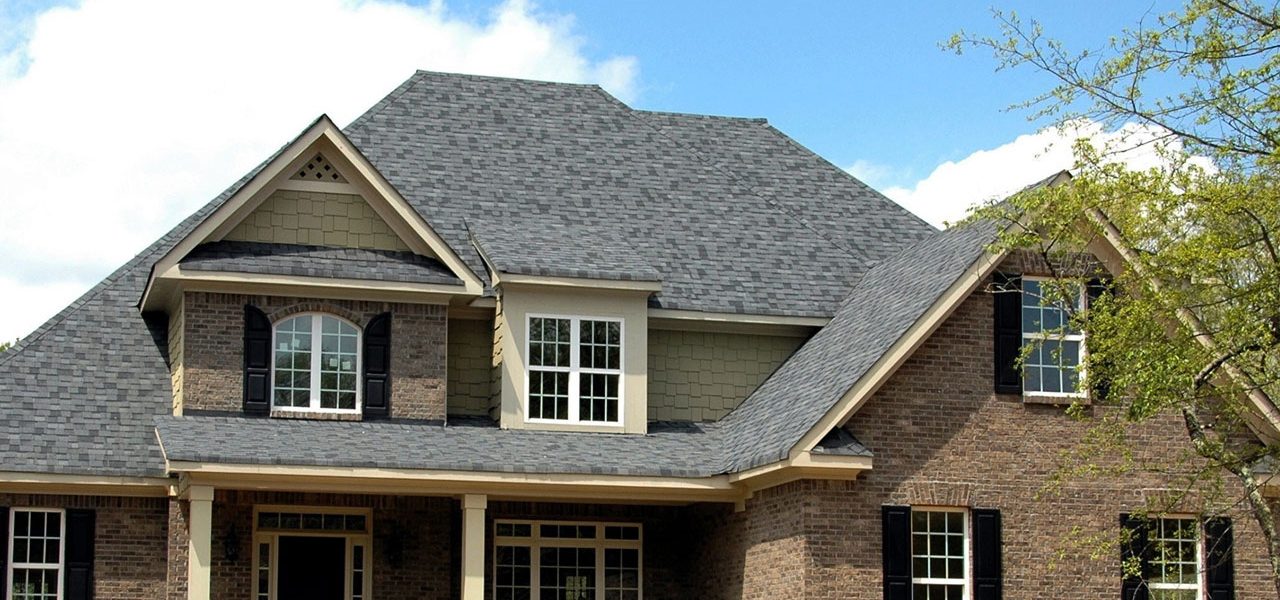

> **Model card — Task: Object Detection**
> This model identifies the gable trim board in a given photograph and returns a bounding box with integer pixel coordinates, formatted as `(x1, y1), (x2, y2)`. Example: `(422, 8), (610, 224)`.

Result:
(163, 265), (469, 305)
(140, 115), (484, 312)
(788, 248), (1010, 459)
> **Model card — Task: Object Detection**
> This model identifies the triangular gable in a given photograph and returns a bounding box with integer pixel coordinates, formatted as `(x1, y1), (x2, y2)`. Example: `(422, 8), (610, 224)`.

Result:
(141, 115), (483, 310)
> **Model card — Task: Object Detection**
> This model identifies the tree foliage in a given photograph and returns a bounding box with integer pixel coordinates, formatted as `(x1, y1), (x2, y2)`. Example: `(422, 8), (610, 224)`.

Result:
(951, 0), (1280, 591)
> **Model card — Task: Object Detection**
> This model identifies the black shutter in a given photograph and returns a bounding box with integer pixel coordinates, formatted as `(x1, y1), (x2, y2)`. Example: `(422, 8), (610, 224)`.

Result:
(882, 505), (912, 600)
(972, 509), (1002, 600)
(64, 509), (95, 600)
(993, 272), (1023, 394)
(243, 305), (271, 415)
(1086, 278), (1112, 401)
(1205, 517), (1234, 600)
(363, 312), (392, 418)
(1120, 514), (1150, 600)
(0, 507), (8, 600)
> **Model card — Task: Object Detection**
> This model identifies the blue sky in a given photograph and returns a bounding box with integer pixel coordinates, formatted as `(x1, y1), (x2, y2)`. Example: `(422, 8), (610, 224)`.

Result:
(0, 0), (1182, 341)
(486, 0), (1178, 190)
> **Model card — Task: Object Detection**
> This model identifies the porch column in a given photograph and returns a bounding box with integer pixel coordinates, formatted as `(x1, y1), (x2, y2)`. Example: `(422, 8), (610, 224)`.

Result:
(461, 494), (487, 600)
(187, 485), (214, 600)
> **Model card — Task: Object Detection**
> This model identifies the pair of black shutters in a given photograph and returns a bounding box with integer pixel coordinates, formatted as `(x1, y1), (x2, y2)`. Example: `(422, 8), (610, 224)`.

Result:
(882, 506), (1002, 600)
(242, 306), (392, 417)
(0, 507), (95, 600)
(992, 273), (1111, 398)
(1122, 514), (1234, 600)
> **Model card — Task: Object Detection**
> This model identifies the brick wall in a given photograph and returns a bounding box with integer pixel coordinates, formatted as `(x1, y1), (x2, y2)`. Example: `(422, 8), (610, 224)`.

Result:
(803, 279), (1274, 598)
(648, 329), (804, 422)
(685, 483), (810, 600)
(223, 189), (411, 252)
(448, 317), (493, 417)
(0, 494), (170, 600)
(181, 291), (447, 420)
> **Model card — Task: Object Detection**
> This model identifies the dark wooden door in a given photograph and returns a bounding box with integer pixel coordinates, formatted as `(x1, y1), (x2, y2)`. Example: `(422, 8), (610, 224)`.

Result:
(277, 536), (345, 600)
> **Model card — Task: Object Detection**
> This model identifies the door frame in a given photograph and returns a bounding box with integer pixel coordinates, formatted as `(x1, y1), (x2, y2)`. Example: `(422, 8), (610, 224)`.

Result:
(251, 505), (374, 600)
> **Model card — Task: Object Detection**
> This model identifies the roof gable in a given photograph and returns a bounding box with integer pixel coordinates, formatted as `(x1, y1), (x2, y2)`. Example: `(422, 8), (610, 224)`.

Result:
(140, 115), (483, 310)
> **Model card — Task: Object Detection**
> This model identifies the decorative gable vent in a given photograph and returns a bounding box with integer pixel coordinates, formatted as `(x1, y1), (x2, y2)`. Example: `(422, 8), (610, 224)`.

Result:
(291, 153), (348, 183)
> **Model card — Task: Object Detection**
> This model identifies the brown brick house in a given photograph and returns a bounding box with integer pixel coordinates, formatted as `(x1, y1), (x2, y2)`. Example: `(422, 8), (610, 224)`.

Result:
(0, 71), (1272, 599)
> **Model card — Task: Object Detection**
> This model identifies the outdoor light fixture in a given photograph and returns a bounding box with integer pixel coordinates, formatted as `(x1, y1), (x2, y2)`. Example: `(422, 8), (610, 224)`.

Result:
(223, 524), (240, 563)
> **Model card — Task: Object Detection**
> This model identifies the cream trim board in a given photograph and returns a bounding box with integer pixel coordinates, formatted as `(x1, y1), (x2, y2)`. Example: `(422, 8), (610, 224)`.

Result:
(647, 308), (829, 329)
(164, 266), (470, 304)
(0, 471), (172, 497)
(789, 250), (1010, 459)
(497, 273), (662, 292)
(273, 179), (362, 195)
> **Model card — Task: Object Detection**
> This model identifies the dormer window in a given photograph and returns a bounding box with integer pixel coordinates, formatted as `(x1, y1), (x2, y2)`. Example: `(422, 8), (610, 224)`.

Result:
(273, 313), (362, 413)
(526, 315), (623, 425)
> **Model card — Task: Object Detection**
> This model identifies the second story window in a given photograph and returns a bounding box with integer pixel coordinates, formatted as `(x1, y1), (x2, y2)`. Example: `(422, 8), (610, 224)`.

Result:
(527, 316), (622, 425)
(1021, 277), (1084, 396)
(273, 314), (361, 413)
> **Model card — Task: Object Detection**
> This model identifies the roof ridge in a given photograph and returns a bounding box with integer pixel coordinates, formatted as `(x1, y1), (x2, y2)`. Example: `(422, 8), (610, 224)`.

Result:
(751, 120), (936, 234)
(636, 108), (768, 124)
(598, 89), (869, 263)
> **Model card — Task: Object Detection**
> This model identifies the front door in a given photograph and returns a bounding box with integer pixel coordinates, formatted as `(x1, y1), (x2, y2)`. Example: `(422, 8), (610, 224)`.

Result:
(277, 536), (345, 600)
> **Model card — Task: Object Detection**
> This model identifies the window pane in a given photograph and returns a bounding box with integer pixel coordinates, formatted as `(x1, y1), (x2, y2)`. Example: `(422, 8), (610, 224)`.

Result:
(911, 509), (966, 589)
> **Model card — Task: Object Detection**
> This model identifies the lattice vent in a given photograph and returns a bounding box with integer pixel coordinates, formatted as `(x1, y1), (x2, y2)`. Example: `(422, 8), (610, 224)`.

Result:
(291, 153), (348, 183)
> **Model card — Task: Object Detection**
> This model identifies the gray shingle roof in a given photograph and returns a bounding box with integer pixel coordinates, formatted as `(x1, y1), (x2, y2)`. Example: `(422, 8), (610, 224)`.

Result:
(156, 416), (725, 477)
(344, 71), (936, 318)
(181, 241), (461, 286)
(717, 219), (1000, 472)
(469, 221), (661, 283)
(1, 72), (983, 480)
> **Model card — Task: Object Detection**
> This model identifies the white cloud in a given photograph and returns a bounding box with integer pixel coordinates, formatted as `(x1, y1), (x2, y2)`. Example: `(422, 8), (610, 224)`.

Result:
(0, 0), (637, 342)
(879, 120), (1214, 228)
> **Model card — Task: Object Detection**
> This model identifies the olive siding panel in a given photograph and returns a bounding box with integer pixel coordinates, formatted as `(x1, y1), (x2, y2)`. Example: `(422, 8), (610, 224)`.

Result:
(223, 189), (410, 251)
(447, 318), (493, 417)
(647, 329), (804, 422)
(168, 297), (184, 414)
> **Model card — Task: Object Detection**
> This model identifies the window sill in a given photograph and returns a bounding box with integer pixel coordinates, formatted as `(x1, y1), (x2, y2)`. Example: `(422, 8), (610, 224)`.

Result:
(271, 409), (363, 422)
(1022, 393), (1090, 407)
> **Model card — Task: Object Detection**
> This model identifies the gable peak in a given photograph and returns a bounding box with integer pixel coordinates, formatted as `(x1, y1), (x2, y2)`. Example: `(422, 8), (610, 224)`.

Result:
(291, 152), (347, 184)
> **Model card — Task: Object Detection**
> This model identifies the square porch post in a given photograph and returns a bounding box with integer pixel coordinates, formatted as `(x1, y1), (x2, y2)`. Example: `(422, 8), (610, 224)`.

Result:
(187, 485), (214, 600)
(461, 494), (487, 600)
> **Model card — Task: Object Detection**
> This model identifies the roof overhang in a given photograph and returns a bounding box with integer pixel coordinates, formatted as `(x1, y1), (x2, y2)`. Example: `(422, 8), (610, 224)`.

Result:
(155, 265), (472, 306)
(140, 115), (484, 312)
(0, 471), (172, 498)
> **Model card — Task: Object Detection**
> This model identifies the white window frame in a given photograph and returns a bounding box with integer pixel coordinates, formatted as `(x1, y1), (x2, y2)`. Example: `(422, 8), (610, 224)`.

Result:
(270, 312), (363, 415)
(1147, 516), (1204, 599)
(250, 505), (373, 600)
(910, 506), (970, 600)
(7, 508), (66, 600)
(493, 519), (643, 600)
(524, 314), (625, 427)
(1020, 276), (1087, 398)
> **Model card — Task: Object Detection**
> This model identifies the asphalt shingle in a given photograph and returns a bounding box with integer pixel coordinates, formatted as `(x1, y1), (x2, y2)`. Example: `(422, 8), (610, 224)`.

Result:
(181, 241), (461, 286)
(468, 221), (661, 283)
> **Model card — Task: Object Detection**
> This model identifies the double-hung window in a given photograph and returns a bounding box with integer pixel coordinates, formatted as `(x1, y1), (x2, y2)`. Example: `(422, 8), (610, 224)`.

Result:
(7, 508), (64, 600)
(526, 316), (622, 425)
(911, 508), (967, 600)
(1148, 518), (1201, 600)
(272, 313), (361, 413)
(1021, 277), (1085, 396)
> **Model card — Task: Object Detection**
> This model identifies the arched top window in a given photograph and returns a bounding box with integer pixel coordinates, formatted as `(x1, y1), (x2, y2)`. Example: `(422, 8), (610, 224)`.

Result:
(272, 313), (361, 413)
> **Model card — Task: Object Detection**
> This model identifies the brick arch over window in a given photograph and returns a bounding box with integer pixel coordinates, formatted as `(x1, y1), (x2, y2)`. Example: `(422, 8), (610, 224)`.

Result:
(267, 302), (365, 325)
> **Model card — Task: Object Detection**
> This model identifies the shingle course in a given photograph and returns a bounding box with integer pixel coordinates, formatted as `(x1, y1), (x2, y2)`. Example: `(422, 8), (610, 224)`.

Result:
(468, 221), (661, 282)
(181, 241), (461, 285)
